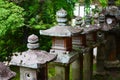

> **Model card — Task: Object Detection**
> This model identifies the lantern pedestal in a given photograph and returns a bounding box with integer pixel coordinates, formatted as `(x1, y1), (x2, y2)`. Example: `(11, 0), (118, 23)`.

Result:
(96, 44), (106, 75)
(104, 34), (120, 69)
(50, 50), (79, 80)
(71, 53), (83, 80)
(71, 34), (85, 80)
(83, 48), (93, 80)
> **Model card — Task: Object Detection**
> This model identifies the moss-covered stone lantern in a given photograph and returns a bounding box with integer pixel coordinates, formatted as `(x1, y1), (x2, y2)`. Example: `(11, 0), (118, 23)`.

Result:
(100, 4), (120, 68)
(10, 34), (56, 80)
(40, 8), (82, 80)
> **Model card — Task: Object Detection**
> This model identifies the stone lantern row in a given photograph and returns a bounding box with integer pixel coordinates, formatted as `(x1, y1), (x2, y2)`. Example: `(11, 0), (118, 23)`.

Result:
(39, 8), (102, 80)
(2, 7), (119, 80)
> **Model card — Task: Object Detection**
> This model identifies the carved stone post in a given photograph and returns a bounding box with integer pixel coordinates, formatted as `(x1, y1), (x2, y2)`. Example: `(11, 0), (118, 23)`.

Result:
(72, 54), (83, 80)
(83, 48), (93, 80)
(95, 14), (106, 74)
(96, 43), (105, 74)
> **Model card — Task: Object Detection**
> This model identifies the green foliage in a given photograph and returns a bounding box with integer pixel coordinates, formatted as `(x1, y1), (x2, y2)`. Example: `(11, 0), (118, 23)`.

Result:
(40, 0), (78, 24)
(99, 0), (108, 7)
(0, 0), (24, 36)
(0, 0), (78, 61)
(0, 0), (25, 61)
(115, 0), (120, 6)
(18, 0), (40, 23)
(84, 0), (91, 14)
(0, 27), (27, 61)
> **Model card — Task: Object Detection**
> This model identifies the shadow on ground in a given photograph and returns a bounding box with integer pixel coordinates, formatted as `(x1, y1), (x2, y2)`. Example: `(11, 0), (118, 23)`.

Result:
(93, 70), (120, 80)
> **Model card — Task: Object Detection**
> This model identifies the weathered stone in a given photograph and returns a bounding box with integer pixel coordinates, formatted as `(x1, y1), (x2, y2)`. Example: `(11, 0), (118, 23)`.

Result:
(0, 62), (16, 80)
(10, 34), (57, 80)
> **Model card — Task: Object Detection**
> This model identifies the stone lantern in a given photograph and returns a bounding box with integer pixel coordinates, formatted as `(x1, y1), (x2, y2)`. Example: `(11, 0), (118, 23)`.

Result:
(0, 62), (16, 80)
(72, 16), (86, 49)
(10, 34), (56, 80)
(81, 15), (100, 80)
(84, 15), (100, 46)
(71, 16), (86, 80)
(40, 8), (82, 80)
(100, 5), (120, 69)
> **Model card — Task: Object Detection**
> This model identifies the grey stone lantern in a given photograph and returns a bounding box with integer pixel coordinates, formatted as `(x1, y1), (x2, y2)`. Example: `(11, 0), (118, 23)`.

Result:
(83, 15), (100, 46)
(10, 34), (56, 80)
(99, 4), (120, 69)
(0, 62), (16, 80)
(72, 16), (86, 48)
(40, 8), (82, 63)
(40, 8), (82, 80)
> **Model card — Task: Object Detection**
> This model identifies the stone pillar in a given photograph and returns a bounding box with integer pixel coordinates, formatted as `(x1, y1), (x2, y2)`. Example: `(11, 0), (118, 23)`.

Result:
(55, 65), (70, 80)
(96, 31), (106, 75)
(72, 53), (83, 80)
(96, 44), (105, 74)
(83, 48), (93, 80)
(106, 35), (116, 61)
(104, 34), (120, 68)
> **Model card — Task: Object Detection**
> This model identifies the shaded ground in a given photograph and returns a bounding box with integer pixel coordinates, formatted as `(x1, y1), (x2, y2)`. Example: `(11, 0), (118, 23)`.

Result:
(93, 70), (120, 80)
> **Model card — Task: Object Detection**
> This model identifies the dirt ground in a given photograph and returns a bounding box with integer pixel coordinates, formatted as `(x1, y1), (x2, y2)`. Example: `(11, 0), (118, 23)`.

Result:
(93, 69), (120, 80)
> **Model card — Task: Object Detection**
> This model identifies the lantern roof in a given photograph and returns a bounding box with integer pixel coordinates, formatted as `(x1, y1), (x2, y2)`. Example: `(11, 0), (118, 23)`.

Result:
(40, 25), (82, 37)
(82, 25), (101, 34)
(74, 15), (101, 34)
(40, 8), (82, 37)
(10, 34), (57, 69)
(0, 62), (16, 80)
(10, 50), (57, 69)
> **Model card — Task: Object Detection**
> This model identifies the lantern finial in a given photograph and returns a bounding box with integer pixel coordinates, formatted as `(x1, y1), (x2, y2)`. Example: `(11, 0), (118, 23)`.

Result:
(27, 34), (39, 49)
(56, 8), (67, 26)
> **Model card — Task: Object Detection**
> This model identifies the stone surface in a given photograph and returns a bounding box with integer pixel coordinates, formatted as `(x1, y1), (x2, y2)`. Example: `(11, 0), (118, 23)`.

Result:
(10, 34), (57, 69)
(50, 50), (79, 64)
(0, 62), (16, 80)
(40, 25), (82, 37)
(10, 50), (57, 69)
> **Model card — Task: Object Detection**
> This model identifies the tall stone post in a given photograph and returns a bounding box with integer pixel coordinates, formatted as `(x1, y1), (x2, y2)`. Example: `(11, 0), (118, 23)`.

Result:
(96, 44), (105, 74)
(72, 53), (83, 80)
(83, 48), (93, 80)
(55, 65), (70, 80)
(96, 31), (106, 75)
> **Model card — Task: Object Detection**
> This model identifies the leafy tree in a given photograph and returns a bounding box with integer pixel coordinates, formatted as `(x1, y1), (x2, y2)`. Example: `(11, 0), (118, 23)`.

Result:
(40, 0), (78, 24)
(0, 0), (78, 61)
(115, 0), (120, 6)
(0, 0), (24, 36)
(0, 0), (24, 61)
